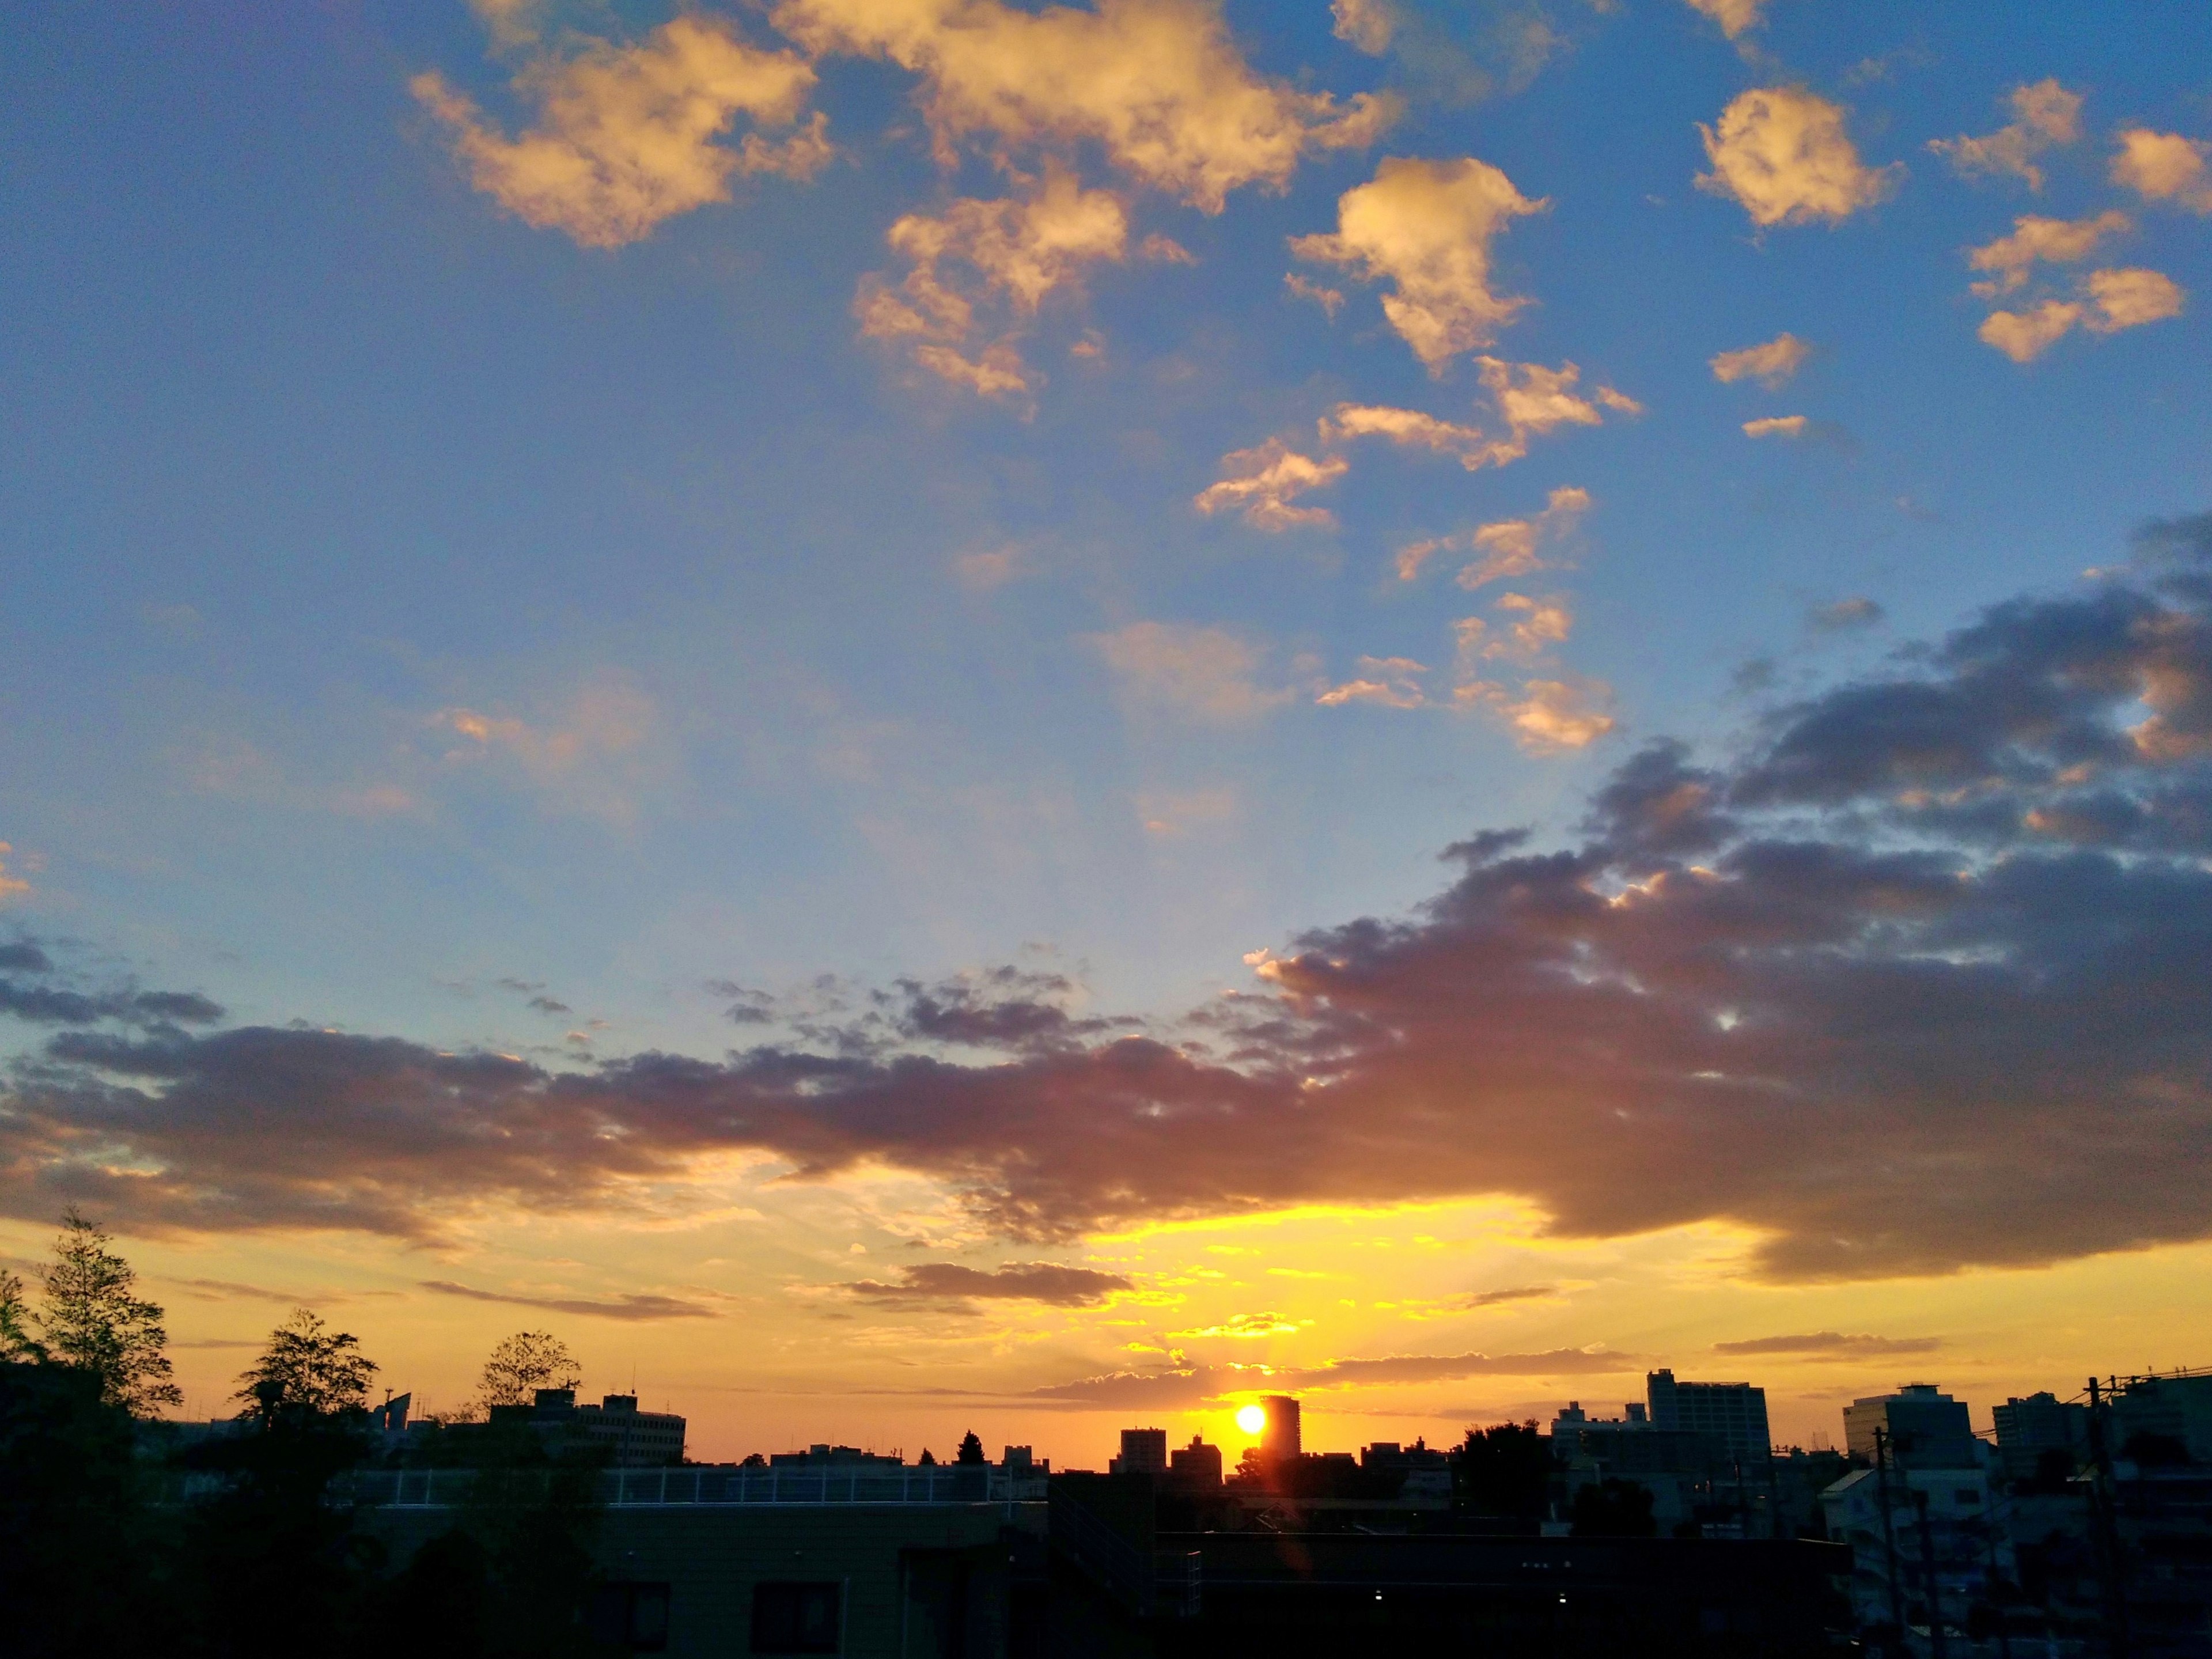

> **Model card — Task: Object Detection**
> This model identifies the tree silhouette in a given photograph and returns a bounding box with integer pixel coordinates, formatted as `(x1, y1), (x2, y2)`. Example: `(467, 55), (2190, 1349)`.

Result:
(234, 1309), (378, 1421)
(1570, 1477), (1657, 1537)
(0, 1270), (44, 1362)
(956, 1430), (986, 1465)
(37, 1209), (179, 1414)
(476, 1330), (581, 1412)
(1455, 1421), (1554, 1521)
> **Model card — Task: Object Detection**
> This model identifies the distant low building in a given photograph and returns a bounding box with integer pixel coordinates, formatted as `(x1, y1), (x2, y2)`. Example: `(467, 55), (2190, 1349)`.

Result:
(2112, 1367), (2212, 1463)
(1168, 1435), (1222, 1488)
(1823, 1461), (2012, 1634)
(1647, 1368), (1771, 1465)
(1992, 1390), (2086, 1480)
(1109, 1427), (1166, 1476)
(1843, 1383), (1979, 1469)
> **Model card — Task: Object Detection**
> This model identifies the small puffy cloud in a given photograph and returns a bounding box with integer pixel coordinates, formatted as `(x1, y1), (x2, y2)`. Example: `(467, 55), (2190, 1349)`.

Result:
(1283, 272), (1344, 317)
(1978, 268), (2185, 362)
(1317, 657), (1428, 709)
(1331, 0), (1396, 54)
(1398, 483), (1589, 585)
(1291, 157), (1546, 372)
(1194, 439), (1347, 531)
(1929, 79), (2084, 191)
(1321, 362), (1632, 480)
(0, 844), (29, 903)
(857, 166), (1129, 399)
(1696, 87), (1897, 228)
(1809, 597), (1884, 632)
(1978, 300), (2081, 363)
(1456, 676), (1616, 751)
(846, 1261), (1131, 1306)
(1681, 0), (1770, 40)
(1709, 332), (1812, 388)
(2084, 266), (2187, 332)
(772, 0), (1396, 213)
(434, 674), (664, 823)
(1485, 593), (1575, 661)
(1092, 623), (1291, 721)
(1743, 414), (1809, 440)
(2111, 128), (2212, 214)
(412, 17), (824, 248)
(1967, 210), (2131, 298)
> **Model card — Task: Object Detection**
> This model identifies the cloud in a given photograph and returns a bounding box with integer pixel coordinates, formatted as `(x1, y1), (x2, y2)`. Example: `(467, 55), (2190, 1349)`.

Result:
(857, 165), (1128, 399)
(1193, 440), (1348, 531)
(1929, 79), (2084, 191)
(845, 1261), (1131, 1306)
(421, 1279), (717, 1321)
(0, 846), (29, 904)
(1170, 1310), (1304, 1338)
(1966, 210), (2131, 298)
(2111, 128), (2212, 214)
(1291, 157), (1546, 371)
(434, 673), (663, 823)
(772, 0), (1395, 213)
(1463, 1284), (1555, 1308)
(0, 942), (53, 972)
(2082, 267), (2187, 332)
(1317, 657), (1429, 710)
(1323, 361), (1633, 481)
(1680, 0), (1770, 40)
(1393, 484), (1590, 586)
(1743, 415), (1808, 440)
(1298, 1347), (1640, 1385)
(13, 529), (2212, 1283)
(1978, 300), (2081, 363)
(0, 969), (225, 1030)
(1282, 272), (1344, 317)
(1809, 597), (1884, 632)
(412, 17), (824, 248)
(1709, 332), (1811, 388)
(1092, 622), (1291, 721)
(1978, 268), (2186, 362)
(1713, 1331), (1941, 1357)
(1696, 87), (1897, 228)
(1331, 0), (1396, 54)
(1455, 675), (1616, 751)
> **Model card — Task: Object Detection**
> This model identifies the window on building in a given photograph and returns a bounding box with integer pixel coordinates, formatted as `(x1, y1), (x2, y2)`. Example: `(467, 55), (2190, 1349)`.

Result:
(752, 1582), (840, 1654)
(586, 1582), (671, 1653)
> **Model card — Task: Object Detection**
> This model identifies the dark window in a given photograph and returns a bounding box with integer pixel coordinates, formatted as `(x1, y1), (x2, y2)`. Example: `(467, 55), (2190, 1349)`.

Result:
(752, 1582), (840, 1654)
(586, 1582), (672, 1653)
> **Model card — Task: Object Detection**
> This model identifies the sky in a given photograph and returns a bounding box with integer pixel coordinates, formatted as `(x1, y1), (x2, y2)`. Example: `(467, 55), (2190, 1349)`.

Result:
(2, 0), (2210, 1465)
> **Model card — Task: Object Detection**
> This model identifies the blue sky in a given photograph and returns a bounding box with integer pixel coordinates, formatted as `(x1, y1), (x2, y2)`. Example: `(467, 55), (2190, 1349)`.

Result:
(3, 1), (2211, 1454)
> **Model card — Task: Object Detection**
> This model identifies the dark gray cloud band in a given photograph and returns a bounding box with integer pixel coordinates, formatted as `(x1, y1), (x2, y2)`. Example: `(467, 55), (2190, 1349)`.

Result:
(4, 518), (2211, 1282)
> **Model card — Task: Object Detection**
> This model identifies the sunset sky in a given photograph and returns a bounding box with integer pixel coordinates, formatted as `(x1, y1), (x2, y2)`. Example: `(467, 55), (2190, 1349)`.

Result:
(4, 0), (2211, 1465)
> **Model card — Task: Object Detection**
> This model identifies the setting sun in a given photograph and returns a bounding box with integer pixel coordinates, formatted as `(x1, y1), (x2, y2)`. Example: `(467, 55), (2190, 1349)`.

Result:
(1234, 1404), (1266, 1436)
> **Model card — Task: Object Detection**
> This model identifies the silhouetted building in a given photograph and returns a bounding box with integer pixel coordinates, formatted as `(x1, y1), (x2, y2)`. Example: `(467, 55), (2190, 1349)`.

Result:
(498, 1388), (687, 1467)
(2112, 1366), (2212, 1463)
(1843, 1383), (1978, 1469)
(1259, 1394), (1301, 1463)
(770, 1442), (903, 1470)
(1112, 1427), (1167, 1476)
(1168, 1435), (1221, 1488)
(1823, 1461), (2009, 1633)
(1992, 1389), (2086, 1479)
(1647, 1368), (1771, 1464)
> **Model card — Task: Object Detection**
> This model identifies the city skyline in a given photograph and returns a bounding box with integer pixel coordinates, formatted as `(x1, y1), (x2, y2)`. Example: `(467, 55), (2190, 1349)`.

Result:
(4, 0), (2211, 1468)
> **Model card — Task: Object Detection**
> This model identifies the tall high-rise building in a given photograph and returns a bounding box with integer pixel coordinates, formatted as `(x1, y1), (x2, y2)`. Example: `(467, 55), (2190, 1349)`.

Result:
(1646, 1369), (1772, 1465)
(1261, 1394), (1302, 1463)
(1843, 1384), (1978, 1468)
(1992, 1391), (2086, 1479)
(1112, 1427), (1168, 1475)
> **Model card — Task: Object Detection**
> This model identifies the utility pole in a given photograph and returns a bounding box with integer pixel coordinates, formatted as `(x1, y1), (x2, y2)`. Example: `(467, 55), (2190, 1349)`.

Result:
(2084, 1377), (2130, 1659)
(1911, 1487), (1947, 1659)
(1982, 1499), (2013, 1659)
(1874, 1427), (1907, 1639)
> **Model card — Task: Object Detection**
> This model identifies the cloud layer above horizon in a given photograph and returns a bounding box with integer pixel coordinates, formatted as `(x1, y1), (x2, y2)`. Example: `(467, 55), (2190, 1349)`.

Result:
(9, 515), (2210, 1283)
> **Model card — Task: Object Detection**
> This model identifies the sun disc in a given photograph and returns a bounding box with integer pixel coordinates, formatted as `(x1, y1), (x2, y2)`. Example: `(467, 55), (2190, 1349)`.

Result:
(1235, 1403), (1266, 1435)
